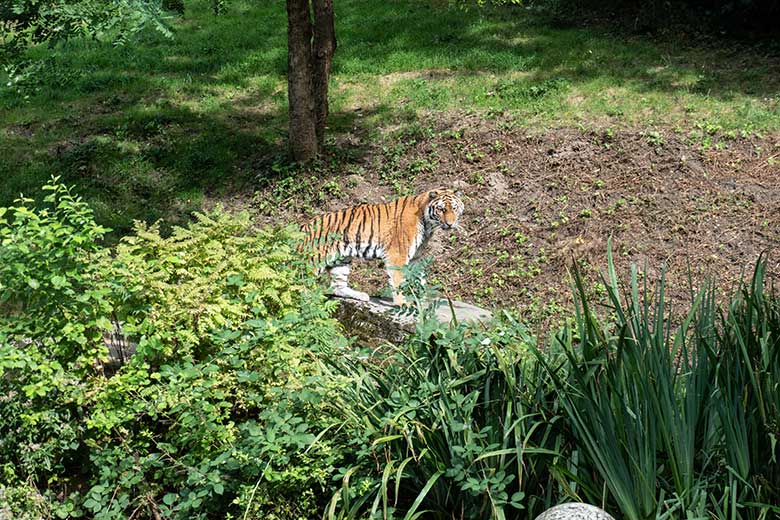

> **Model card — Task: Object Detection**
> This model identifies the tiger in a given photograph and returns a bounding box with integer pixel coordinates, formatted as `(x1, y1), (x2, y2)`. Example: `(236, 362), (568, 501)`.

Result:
(301, 188), (464, 306)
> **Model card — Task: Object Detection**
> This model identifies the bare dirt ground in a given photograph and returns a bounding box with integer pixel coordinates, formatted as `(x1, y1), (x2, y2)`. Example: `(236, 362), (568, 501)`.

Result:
(251, 114), (780, 330)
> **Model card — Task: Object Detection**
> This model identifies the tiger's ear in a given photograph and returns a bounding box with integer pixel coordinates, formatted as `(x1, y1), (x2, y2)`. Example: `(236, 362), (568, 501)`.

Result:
(428, 190), (438, 200)
(454, 189), (463, 198)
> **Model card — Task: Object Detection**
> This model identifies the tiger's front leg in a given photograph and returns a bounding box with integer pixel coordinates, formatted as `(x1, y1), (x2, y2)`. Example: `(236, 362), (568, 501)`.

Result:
(386, 263), (407, 306)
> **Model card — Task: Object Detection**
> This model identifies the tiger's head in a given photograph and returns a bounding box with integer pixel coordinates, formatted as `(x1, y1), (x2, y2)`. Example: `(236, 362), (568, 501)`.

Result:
(425, 189), (464, 231)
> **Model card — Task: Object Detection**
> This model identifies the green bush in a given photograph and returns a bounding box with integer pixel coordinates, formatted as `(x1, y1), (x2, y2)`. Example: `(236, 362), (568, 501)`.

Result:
(0, 179), (114, 494)
(321, 249), (779, 519)
(322, 305), (568, 519)
(0, 179), (351, 519)
(0, 480), (50, 520)
(81, 211), (348, 519)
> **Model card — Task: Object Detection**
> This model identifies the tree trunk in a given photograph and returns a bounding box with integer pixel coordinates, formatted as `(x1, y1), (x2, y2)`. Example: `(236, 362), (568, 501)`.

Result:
(312, 0), (337, 150)
(286, 0), (318, 162)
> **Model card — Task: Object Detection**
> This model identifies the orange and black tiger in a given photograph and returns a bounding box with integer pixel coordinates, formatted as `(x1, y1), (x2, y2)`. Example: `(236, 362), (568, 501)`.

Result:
(301, 189), (464, 305)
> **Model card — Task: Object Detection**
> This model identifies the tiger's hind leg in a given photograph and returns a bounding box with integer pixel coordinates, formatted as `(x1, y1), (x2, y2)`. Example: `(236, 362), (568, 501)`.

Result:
(328, 264), (370, 302)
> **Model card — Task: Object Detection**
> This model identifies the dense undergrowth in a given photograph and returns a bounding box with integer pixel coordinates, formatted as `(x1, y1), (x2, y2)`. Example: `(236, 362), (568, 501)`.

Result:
(0, 180), (347, 519)
(1, 181), (778, 519)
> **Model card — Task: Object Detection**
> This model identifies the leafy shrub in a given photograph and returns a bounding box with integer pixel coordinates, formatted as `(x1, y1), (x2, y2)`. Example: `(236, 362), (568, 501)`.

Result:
(0, 480), (49, 520)
(323, 304), (568, 519)
(0, 179), (114, 496)
(81, 209), (348, 519)
(2, 0), (173, 48)
(323, 248), (780, 520)
(0, 179), (351, 519)
(108, 210), (308, 354)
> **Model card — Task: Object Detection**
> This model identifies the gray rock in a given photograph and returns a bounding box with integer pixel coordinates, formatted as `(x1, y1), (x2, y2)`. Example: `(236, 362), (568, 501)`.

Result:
(102, 298), (493, 366)
(534, 503), (616, 520)
(432, 298), (493, 324)
(332, 295), (492, 345)
(103, 321), (137, 368)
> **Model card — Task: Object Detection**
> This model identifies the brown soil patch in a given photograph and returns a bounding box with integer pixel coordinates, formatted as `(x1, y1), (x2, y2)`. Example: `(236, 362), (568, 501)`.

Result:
(5, 122), (37, 138)
(377, 69), (458, 88)
(255, 115), (780, 329)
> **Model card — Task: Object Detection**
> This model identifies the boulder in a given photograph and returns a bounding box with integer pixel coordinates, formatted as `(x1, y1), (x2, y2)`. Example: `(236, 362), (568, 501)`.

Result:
(103, 322), (137, 372)
(332, 295), (492, 345)
(102, 297), (493, 366)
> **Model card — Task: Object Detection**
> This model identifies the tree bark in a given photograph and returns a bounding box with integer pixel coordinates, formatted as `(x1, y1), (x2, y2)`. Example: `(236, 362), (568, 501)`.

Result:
(312, 0), (337, 150)
(286, 0), (318, 162)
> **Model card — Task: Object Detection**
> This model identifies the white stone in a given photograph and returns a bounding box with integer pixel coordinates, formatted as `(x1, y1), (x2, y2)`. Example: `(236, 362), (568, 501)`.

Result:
(534, 503), (616, 520)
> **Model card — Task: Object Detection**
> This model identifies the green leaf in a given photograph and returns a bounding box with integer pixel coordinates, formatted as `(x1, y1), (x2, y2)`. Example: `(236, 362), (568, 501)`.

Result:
(50, 275), (68, 288)
(509, 491), (525, 509)
(95, 316), (113, 331)
(403, 470), (444, 520)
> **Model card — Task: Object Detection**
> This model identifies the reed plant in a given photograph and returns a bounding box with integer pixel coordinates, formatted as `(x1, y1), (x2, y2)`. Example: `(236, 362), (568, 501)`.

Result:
(543, 249), (780, 519)
(323, 307), (568, 519)
(324, 249), (779, 519)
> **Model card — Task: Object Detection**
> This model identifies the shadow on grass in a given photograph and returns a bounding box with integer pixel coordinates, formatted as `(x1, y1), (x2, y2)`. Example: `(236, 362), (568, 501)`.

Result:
(1, 74), (392, 240)
(333, 0), (779, 99)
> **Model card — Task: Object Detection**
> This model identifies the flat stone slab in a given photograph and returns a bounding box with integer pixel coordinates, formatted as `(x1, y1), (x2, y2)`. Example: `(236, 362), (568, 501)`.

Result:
(102, 297), (492, 366)
(332, 295), (492, 345)
(432, 298), (493, 324)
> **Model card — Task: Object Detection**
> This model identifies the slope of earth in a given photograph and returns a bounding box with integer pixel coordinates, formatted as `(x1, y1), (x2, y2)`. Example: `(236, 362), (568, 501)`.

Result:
(252, 116), (780, 328)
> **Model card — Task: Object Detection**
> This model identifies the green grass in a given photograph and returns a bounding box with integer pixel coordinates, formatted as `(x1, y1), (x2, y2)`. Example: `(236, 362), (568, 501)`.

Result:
(2, 0), (778, 234)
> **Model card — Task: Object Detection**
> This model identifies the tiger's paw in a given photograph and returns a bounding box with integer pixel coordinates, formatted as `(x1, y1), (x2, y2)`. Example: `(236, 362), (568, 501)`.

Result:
(392, 295), (408, 307)
(333, 287), (371, 302)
